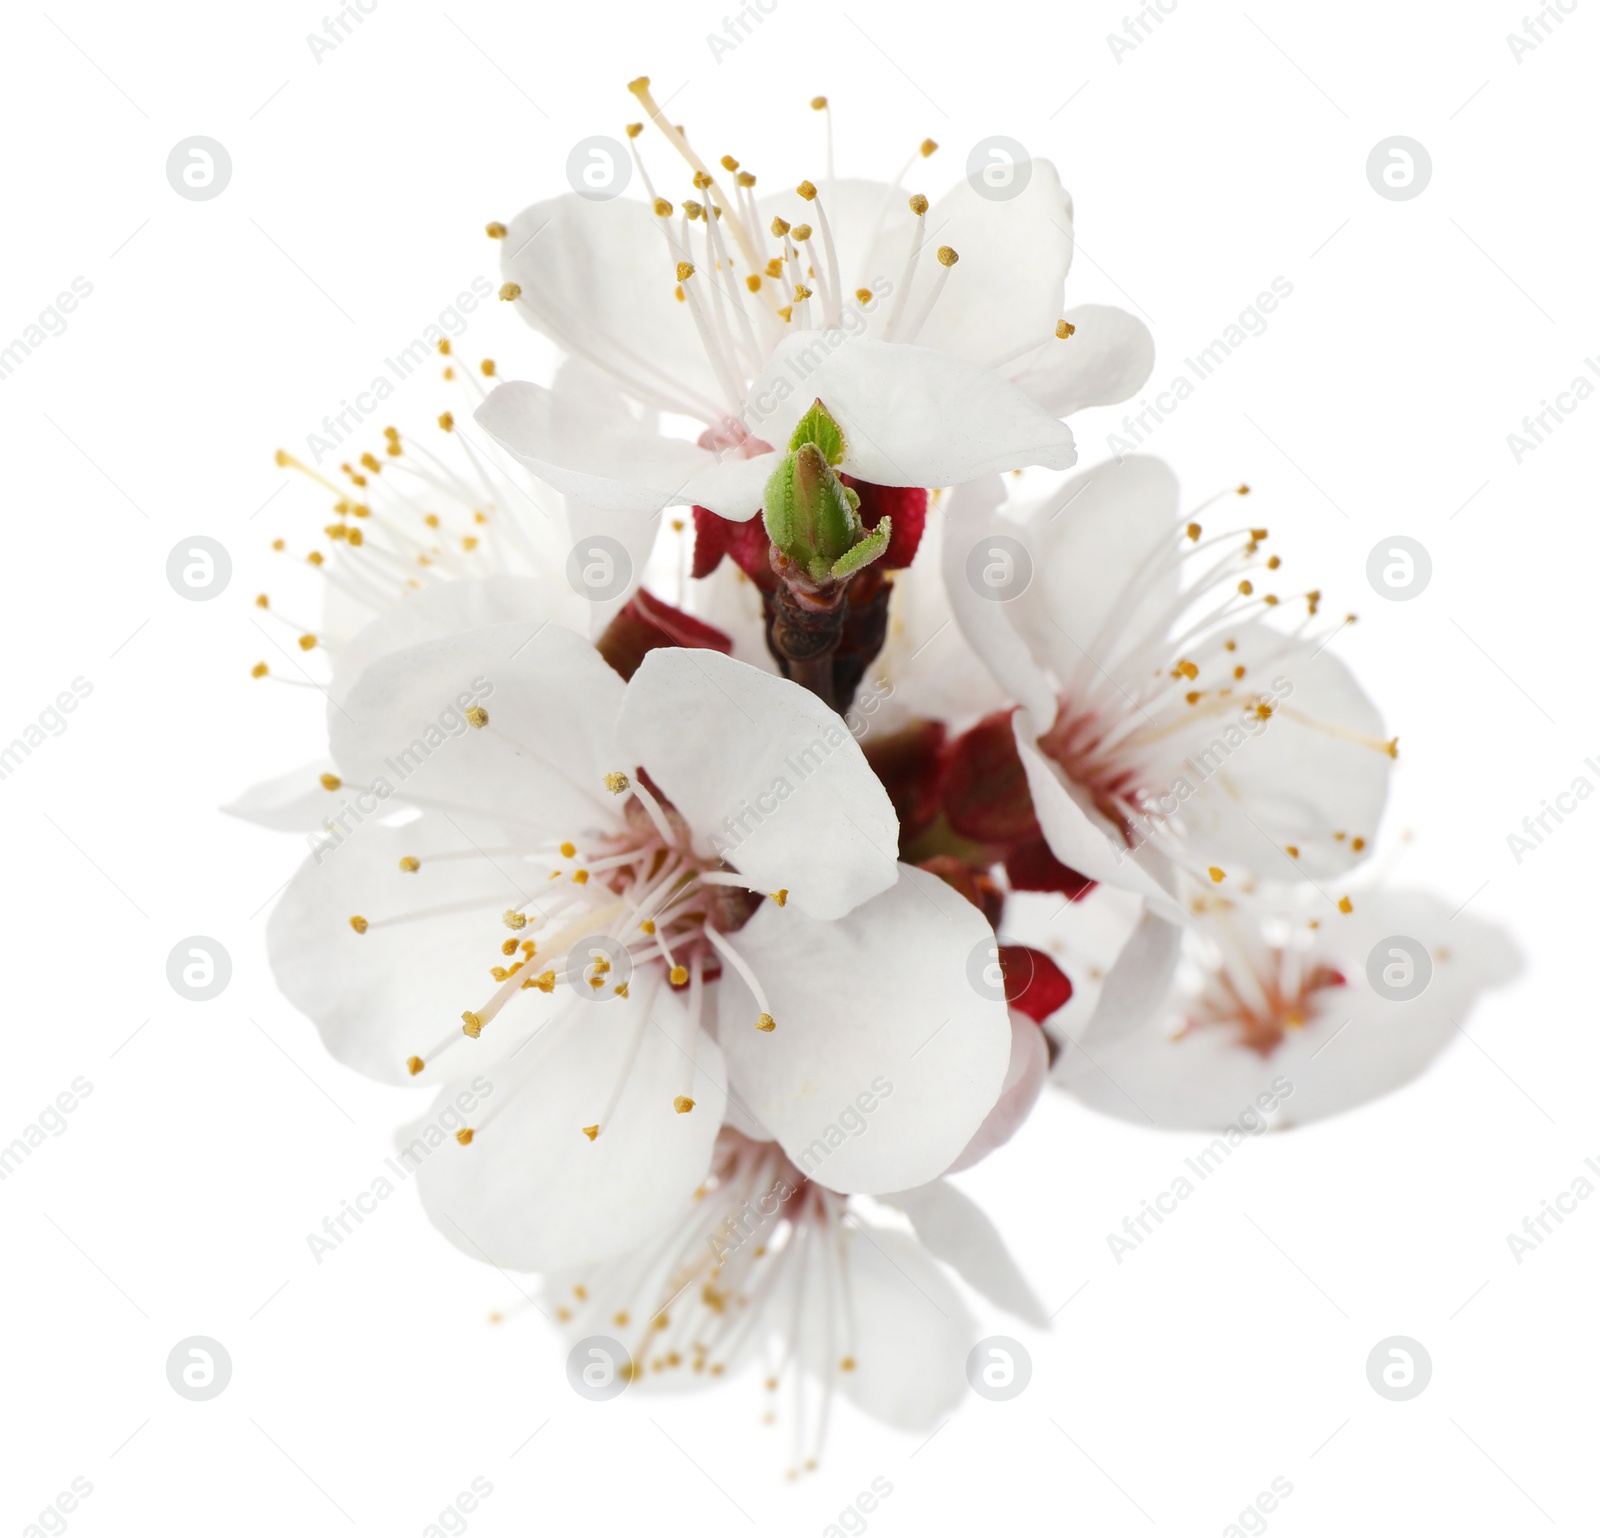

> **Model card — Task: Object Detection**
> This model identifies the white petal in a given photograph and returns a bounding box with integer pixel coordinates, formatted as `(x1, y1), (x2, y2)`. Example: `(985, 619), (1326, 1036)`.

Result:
(1050, 908), (1182, 1102)
(414, 982), (727, 1270)
(1009, 304), (1156, 416)
(499, 195), (728, 420)
(942, 1011), (1048, 1173)
(268, 815), (572, 1086)
(223, 758), (342, 832)
(475, 380), (712, 515)
(716, 864), (1013, 1193)
(616, 648), (898, 919)
(1155, 624), (1391, 879)
(891, 159), (1075, 365)
(740, 332), (1077, 489)
(941, 476), (1060, 727)
(869, 504), (1011, 735)
(796, 1221), (974, 1431)
(332, 574), (581, 706)
(1014, 716), (1183, 918)
(882, 1180), (1049, 1327)
(330, 621), (624, 841)
(1006, 455), (1182, 694)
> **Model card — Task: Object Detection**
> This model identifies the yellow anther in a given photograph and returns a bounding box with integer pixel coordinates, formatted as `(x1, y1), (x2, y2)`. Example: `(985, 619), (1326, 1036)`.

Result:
(1176, 659), (1199, 680)
(919, 138), (938, 156)
(626, 121), (643, 138)
(1234, 665), (1247, 680)
(676, 261), (695, 281)
(1338, 896), (1354, 914)
(503, 908), (527, 930)
(1266, 554), (1281, 570)
(1186, 522), (1202, 541)
(582, 1124), (600, 1141)
(855, 287), (872, 304)
(349, 915), (369, 934)
(347, 527), (364, 547)
(298, 633), (317, 651)
(397, 855), (420, 874)
(251, 661), (268, 678)
(480, 359), (496, 378)
(498, 282), (522, 301)
(1185, 691), (1201, 705)
(1237, 580), (1254, 596)
(909, 193), (928, 215)
(770, 216), (791, 237)
(743, 273), (762, 293)
(255, 593), (270, 609)
(654, 197), (673, 217)
(1251, 527), (1268, 541)
(766, 257), (783, 277)
(1255, 703), (1273, 720)
(572, 869), (589, 885)
(791, 222), (812, 242)
(1352, 837), (1366, 852)
(438, 339), (452, 355)
(307, 551), (325, 566)
(455, 1128), (474, 1145)
(793, 284), (813, 301)
(604, 771), (630, 794)
(485, 221), (506, 239)
(720, 154), (739, 171)
(936, 245), (959, 267)
(755, 1013), (776, 1032)
(319, 773), (341, 792)
(669, 965), (689, 985)
(1385, 737), (1400, 759)
(777, 305), (793, 322)
(559, 841), (577, 859)
(461, 1011), (483, 1038)
(501, 938), (518, 956)
(771, 889), (788, 906)
(811, 95), (828, 109)
(1208, 867), (1226, 883)
(640, 919), (656, 935)
(406, 1056), (424, 1076)
(796, 179), (816, 201)
(736, 171), (756, 187)
(693, 169), (714, 189)
(683, 199), (703, 220)
(1285, 845), (1300, 859)
(1056, 319), (1076, 338)
(465, 706), (489, 728)
(673, 1096), (696, 1114)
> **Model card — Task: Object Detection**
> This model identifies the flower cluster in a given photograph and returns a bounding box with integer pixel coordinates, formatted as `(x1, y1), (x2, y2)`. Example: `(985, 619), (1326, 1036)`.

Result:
(235, 82), (1516, 1472)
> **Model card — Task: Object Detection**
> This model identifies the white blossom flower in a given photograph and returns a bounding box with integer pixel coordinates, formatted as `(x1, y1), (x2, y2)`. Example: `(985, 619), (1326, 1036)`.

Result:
(265, 596), (1013, 1268)
(944, 456), (1397, 917)
(537, 1129), (1044, 1475)
(1053, 885), (1520, 1127)
(474, 81), (1153, 529)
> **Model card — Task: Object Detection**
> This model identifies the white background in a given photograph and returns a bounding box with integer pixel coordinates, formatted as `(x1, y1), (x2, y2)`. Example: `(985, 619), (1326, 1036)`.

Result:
(1, 1), (1594, 1533)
